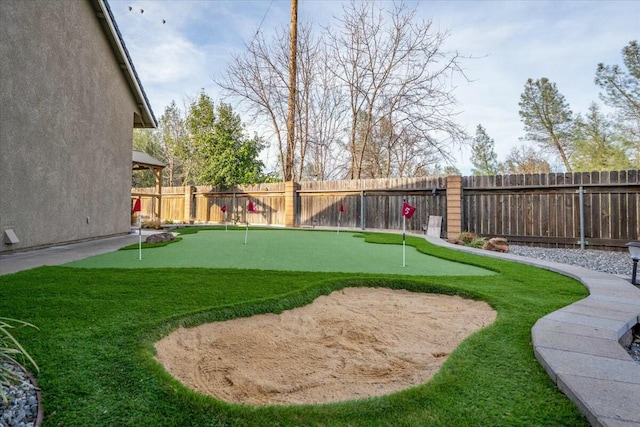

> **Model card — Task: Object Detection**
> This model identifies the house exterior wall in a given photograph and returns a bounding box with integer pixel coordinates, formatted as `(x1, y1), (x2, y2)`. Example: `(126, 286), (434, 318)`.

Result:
(0, 0), (141, 253)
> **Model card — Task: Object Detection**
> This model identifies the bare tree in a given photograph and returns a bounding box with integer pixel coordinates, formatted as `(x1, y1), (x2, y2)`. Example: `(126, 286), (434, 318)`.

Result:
(326, 0), (466, 178)
(158, 101), (189, 185)
(219, 24), (324, 181)
(499, 145), (551, 174)
(217, 29), (289, 178)
(304, 42), (349, 180)
(218, 0), (466, 181)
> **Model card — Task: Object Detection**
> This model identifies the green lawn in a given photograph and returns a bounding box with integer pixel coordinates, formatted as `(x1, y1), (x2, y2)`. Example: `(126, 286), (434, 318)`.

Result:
(0, 230), (589, 426)
(66, 229), (495, 276)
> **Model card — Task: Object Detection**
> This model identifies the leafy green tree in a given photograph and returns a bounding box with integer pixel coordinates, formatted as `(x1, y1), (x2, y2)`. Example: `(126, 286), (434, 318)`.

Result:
(187, 92), (265, 188)
(518, 78), (574, 172)
(571, 103), (632, 171)
(470, 124), (499, 175)
(132, 128), (164, 188)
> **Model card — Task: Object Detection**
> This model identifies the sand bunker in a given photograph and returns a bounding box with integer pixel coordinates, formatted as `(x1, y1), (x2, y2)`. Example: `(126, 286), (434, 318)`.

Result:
(155, 287), (496, 405)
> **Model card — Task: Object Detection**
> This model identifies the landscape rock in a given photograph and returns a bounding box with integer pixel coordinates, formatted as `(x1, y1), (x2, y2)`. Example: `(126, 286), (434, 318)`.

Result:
(145, 232), (175, 244)
(483, 237), (509, 253)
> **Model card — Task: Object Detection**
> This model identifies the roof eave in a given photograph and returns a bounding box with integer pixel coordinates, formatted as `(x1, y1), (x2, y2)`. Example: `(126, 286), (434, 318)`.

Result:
(91, 0), (157, 128)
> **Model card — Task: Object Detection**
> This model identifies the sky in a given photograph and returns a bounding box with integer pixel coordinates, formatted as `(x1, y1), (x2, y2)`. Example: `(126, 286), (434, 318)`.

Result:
(110, 0), (639, 175)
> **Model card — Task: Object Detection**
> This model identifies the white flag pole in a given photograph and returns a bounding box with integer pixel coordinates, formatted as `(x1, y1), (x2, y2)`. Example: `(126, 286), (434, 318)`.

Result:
(244, 222), (249, 244)
(138, 214), (142, 261)
(225, 211), (228, 232)
(402, 214), (406, 267)
(337, 211), (341, 234)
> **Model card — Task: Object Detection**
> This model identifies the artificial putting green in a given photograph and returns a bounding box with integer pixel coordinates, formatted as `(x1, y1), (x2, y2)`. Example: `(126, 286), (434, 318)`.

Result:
(65, 229), (495, 276)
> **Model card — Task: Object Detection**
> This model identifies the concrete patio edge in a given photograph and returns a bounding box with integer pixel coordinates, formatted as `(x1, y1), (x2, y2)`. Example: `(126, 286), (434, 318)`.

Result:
(425, 236), (640, 427)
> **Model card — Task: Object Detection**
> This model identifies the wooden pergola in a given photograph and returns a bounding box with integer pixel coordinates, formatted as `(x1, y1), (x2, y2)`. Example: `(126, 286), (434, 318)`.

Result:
(131, 150), (165, 221)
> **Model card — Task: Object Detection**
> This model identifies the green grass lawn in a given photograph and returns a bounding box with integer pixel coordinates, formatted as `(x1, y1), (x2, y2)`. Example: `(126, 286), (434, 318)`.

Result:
(0, 229), (590, 426)
(66, 229), (495, 276)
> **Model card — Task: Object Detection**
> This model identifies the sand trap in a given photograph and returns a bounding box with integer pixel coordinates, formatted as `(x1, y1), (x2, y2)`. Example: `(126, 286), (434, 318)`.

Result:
(155, 287), (496, 405)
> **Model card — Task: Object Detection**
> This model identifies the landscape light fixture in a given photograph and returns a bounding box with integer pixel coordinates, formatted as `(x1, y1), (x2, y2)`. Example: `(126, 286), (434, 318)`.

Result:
(626, 241), (640, 287)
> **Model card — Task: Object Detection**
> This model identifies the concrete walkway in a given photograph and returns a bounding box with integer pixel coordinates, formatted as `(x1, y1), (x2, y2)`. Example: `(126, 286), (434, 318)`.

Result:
(0, 231), (156, 275)
(426, 236), (640, 427)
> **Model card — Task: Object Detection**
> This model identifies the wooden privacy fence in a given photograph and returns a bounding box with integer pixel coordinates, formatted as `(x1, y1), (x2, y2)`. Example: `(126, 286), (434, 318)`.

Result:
(132, 178), (447, 233)
(297, 178), (447, 232)
(462, 170), (640, 249)
(132, 170), (640, 250)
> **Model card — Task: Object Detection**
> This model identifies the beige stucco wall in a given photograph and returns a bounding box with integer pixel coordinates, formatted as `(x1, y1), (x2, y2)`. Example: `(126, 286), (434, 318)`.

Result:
(0, 1), (140, 252)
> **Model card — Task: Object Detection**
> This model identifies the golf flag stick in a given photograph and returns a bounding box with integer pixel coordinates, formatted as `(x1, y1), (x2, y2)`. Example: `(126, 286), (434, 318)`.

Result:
(244, 200), (257, 244)
(132, 197), (142, 260)
(221, 205), (227, 231)
(401, 199), (416, 267)
(403, 214), (406, 266)
(337, 204), (344, 234)
(138, 214), (142, 261)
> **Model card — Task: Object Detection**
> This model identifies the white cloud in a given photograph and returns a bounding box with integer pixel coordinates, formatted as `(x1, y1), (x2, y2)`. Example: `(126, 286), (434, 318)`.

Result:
(111, 0), (638, 173)
(132, 37), (206, 85)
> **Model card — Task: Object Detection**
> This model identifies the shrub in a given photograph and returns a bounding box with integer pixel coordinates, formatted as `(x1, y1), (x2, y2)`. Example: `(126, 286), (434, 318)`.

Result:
(142, 219), (162, 230)
(0, 317), (39, 406)
(457, 231), (478, 245)
(469, 237), (487, 248)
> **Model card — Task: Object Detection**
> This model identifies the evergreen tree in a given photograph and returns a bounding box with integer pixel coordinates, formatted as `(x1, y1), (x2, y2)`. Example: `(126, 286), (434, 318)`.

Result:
(518, 78), (574, 172)
(470, 124), (499, 175)
(187, 91), (265, 188)
(571, 103), (632, 171)
(595, 40), (640, 128)
(595, 40), (640, 165)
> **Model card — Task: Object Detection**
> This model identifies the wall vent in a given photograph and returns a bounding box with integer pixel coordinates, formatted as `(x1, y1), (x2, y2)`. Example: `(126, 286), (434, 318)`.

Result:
(3, 229), (19, 244)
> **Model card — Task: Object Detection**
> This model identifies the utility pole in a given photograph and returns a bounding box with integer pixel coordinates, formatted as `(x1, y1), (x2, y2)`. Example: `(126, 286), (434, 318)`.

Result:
(284, 0), (298, 182)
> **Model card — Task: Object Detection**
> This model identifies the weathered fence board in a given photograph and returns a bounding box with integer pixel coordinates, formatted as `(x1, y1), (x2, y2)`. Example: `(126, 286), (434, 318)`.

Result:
(461, 171), (640, 249)
(133, 170), (639, 249)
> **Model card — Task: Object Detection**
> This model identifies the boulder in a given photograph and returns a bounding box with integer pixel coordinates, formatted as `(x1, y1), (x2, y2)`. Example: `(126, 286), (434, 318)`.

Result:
(483, 237), (509, 253)
(145, 232), (175, 244)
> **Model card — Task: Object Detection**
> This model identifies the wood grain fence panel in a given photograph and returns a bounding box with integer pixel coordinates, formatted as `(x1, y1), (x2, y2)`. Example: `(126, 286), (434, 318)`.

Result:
(631, 188), (639, 239)
(132, 170), (638, 248)
(611, 188), (621, 240)
(540, 192), (549, 237)
(581, 173), (593, 239)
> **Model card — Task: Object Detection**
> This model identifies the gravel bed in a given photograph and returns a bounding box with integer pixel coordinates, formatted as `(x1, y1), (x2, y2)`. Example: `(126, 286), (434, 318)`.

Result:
(508, 245), (634, 276)
(1, 363), (38, 427)
(629, 331), (640, 366)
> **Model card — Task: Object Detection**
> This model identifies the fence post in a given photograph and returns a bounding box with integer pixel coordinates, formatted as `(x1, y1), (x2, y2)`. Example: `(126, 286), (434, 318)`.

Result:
(446, 175), (462, 238)
(183, 186), (195, 223)
(284, 181), (297, 227)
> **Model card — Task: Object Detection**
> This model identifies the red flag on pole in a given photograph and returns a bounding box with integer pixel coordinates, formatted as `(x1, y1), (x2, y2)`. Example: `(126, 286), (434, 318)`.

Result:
(247, 200), (257, 213)
(339, 204), (345, 212)
(221, 205), (227, 213)
(132, 198), (141, 213)
(401, 202), (416, 219)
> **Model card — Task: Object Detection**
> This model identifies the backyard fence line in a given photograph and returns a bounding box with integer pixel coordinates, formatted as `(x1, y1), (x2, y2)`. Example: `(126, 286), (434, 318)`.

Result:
(132, 170), (640, 250)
